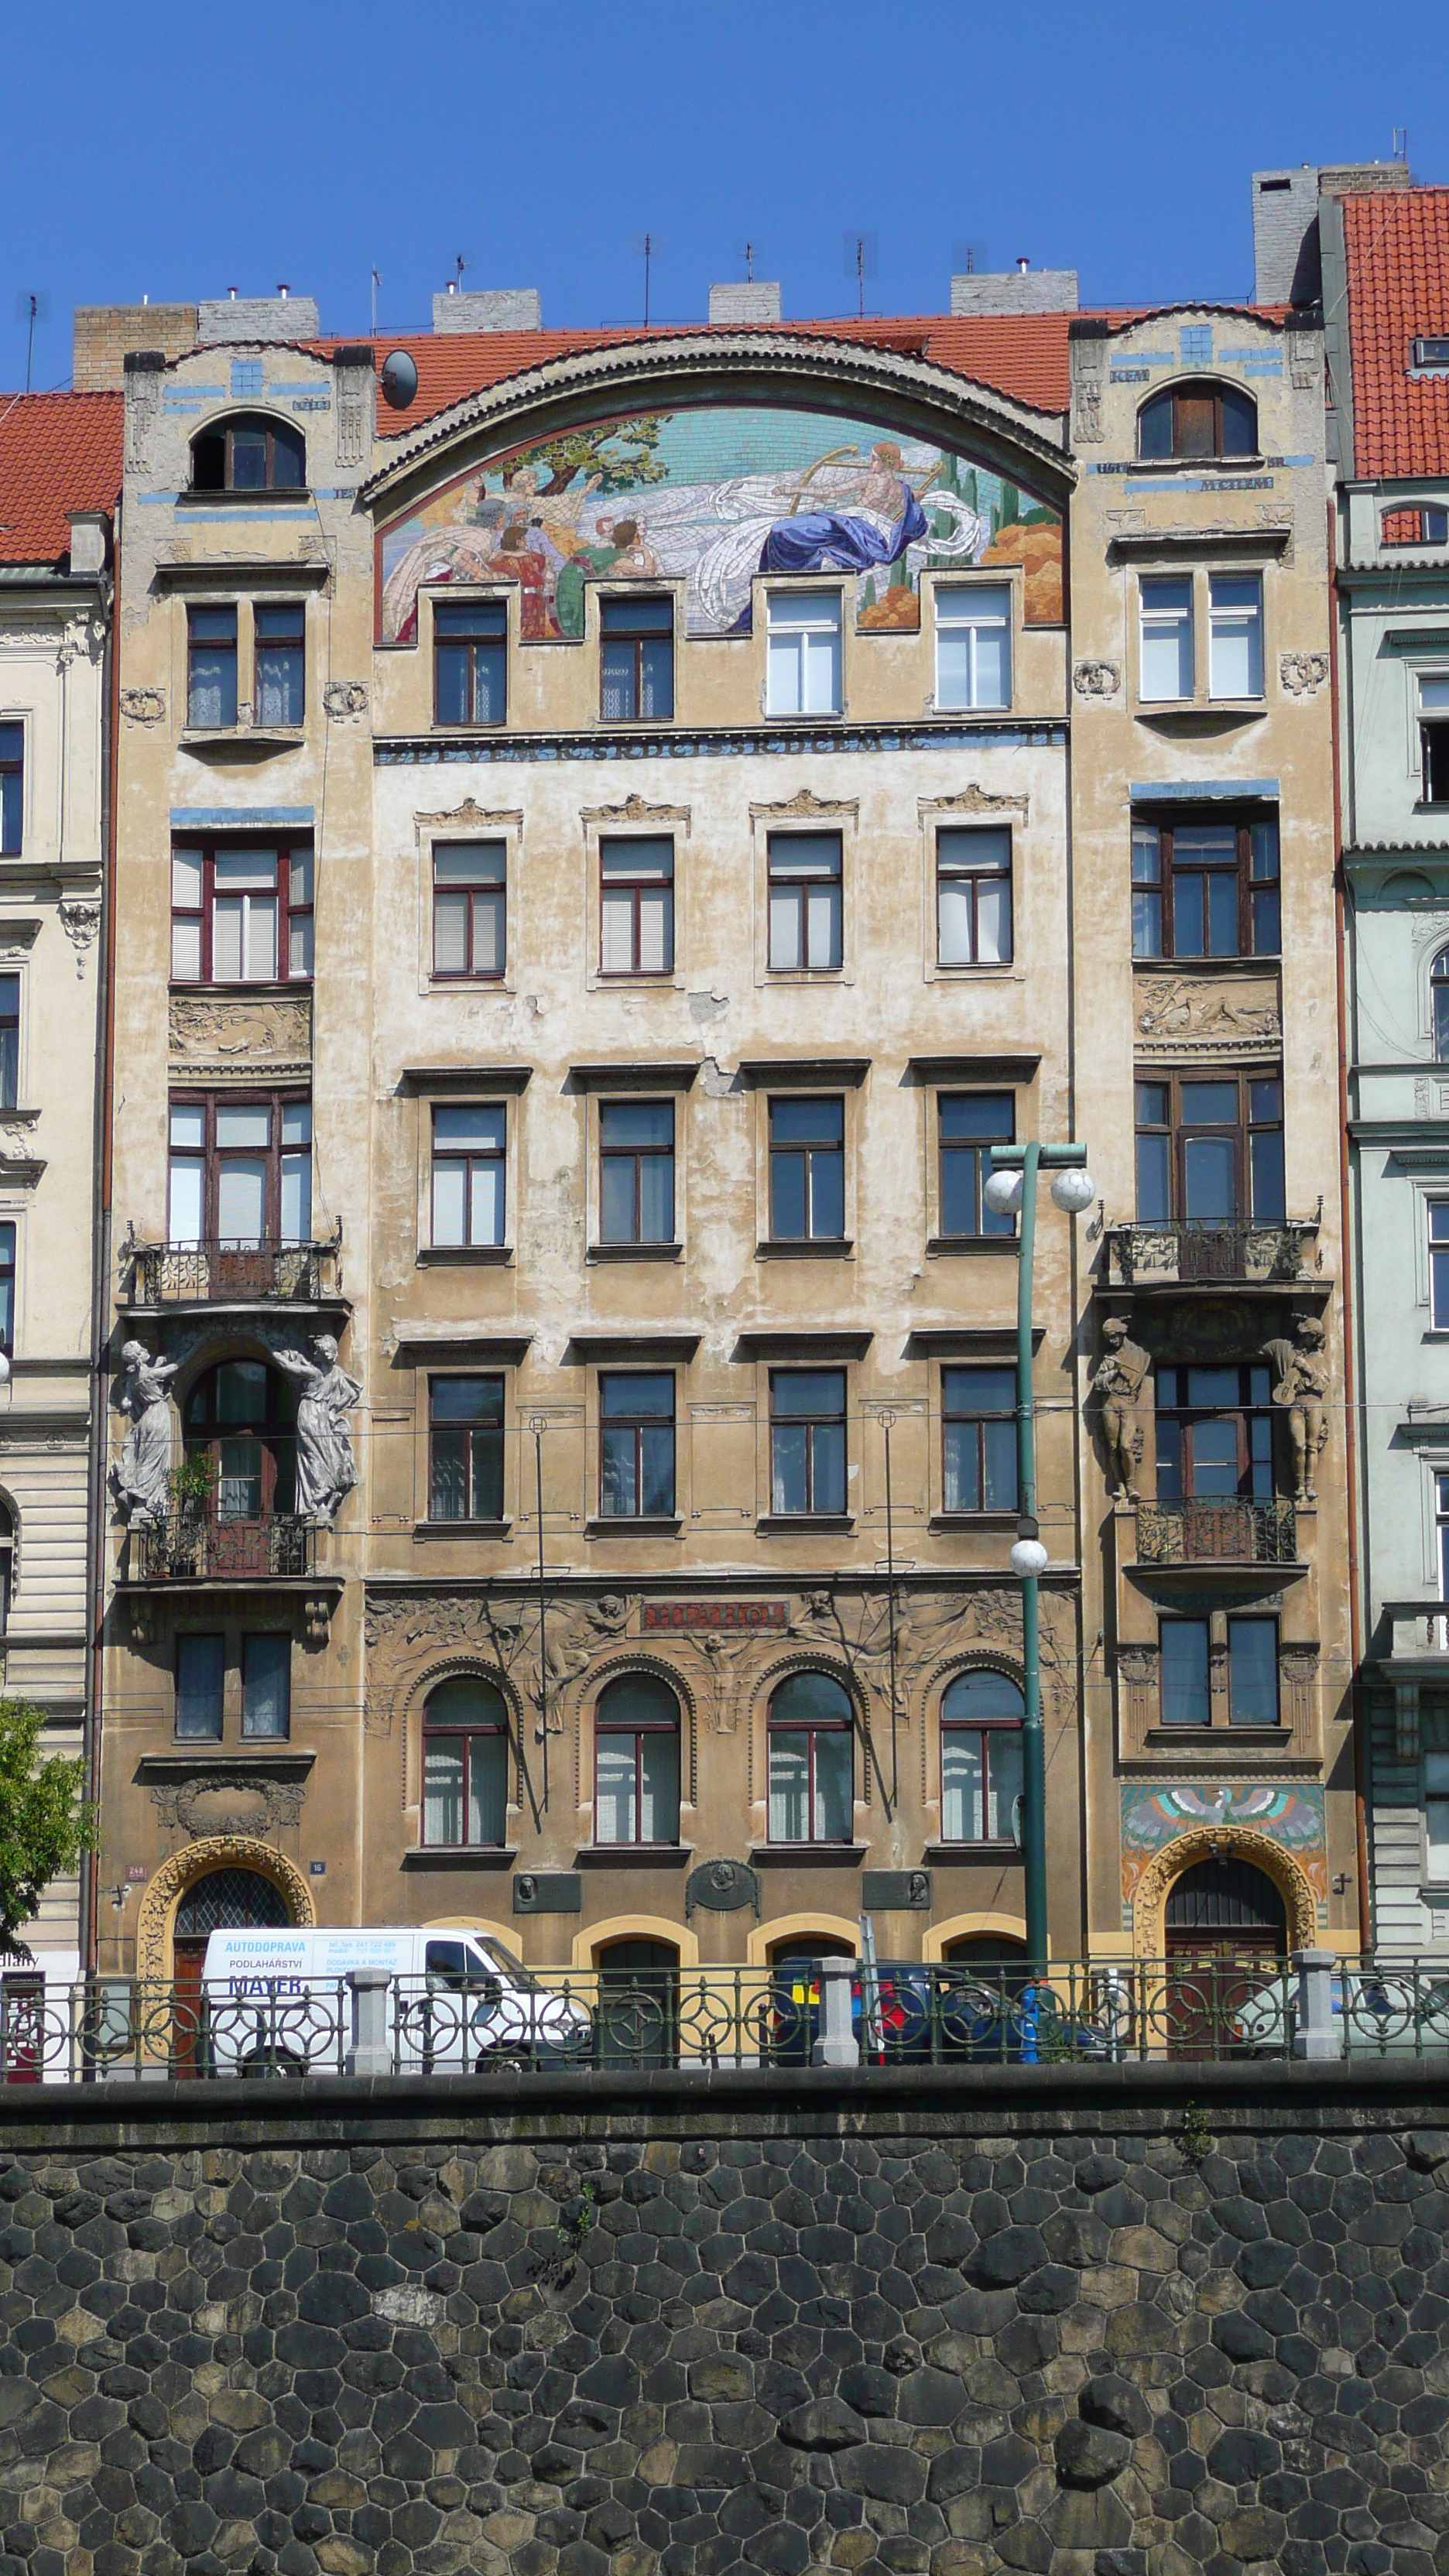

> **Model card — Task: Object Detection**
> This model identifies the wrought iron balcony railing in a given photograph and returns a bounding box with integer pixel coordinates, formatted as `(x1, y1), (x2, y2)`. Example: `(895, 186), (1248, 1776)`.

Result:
(1136, 1497), (1297, 1565)
(131, 1515), (314, 1581)
(124, 1225), (342, 1307)
(1105, 1218), (1319, 1289)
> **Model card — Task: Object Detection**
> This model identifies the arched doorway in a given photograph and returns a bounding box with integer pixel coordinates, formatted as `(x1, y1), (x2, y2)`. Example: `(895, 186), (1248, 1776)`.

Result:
(595, 1936), (680, 2069)
(173, 1866), (291, 2076)
(766, 1933), (856, 2065)
(1163, 1854), (1287, 2062)
(943, 1931), (1031, 1995)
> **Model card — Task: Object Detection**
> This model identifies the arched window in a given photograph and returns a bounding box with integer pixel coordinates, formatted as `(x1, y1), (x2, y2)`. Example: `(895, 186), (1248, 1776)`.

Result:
(183, 1358), (297, 1520)
(1137, 381), (1257, 463)
(422, 1677), (509, 1847)
(941, 1670), (1024, 1845)
(594, 1674), (680, 1845)
(1432, 947), (1449, 1059)
(1164, 1855), (1286, 1955)
(190, 413), (307, 495)
(768, 1671), (853, 1844)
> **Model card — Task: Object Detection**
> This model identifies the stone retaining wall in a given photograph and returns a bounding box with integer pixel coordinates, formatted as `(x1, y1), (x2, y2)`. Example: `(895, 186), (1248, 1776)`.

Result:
(1, 2062), (1447, 2576)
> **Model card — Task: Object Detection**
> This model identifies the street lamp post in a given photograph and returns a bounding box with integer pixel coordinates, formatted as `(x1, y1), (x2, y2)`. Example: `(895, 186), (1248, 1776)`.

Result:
(983, 1140), (1094, 1974)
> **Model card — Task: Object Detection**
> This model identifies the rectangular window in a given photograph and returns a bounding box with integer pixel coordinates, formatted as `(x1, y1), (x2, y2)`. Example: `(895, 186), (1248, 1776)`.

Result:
(1160, 1618), (1211, 1728)
(942, 1718), (1023, 1844)
(942, 1365), (1018, 1512)
(170, 843), (313, 984)
(1139, 575), (1194, 701)
(937, 826), (1012, 964)
(934, 583), (1012, 710)
(1426, 1751), (1449, 1878)
(0, 724), (21, 855)
(242, 1633), (291, 1740)
(940, 1093), (1015, 1239)
(430, 1375), (505, 1522)
(0, 1221), (15, 1351)
(600, 594), (674, 721)
(1132, 814), (1279, 960)
(1208, 573), (1264, 698)
(1134, 1073), (1284, 1225)
(431, 1104), (505, 1248)
(0, 974), (18, 1112)
(599, 1372), (676, 1518)
(1156, 1365), (1273, 1501)
(1438, 1475), (1449, 1604)
(769, 1368), (847, 1516)
(600, 837), (673, 975)
(599, 1100), (674, 1245)
(176, 1632), (224, 1741)
(187, 606), (238, 728)
(432, 841), (505, 979)
(1228, 1618), (1279, 1726)
(1432, 1204), (1449, 1328)
(769, 1095), (844, 1241)
(768, 831), (842, 971)
(435, 599), (507, 726)
(1421, 675), (1449, 803)
(255, 603), (305, 726)
(167, 1093), (311, 1248)
(766, 590), (841, 716)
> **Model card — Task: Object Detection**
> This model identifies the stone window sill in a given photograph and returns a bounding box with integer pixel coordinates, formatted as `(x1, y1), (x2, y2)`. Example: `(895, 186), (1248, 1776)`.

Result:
(927, 1235), (1016, 1257)
(585, 1516), (683, 1537)
(416, 1245), (512, 1265)
(575, 1844), (693, 1869)
(413, 1520), (512, 1541)
(922, 1841), (1022, 1863)
(1144, 1726), (1287, 1747)
(756, 1514), (855, 1536)
(402, 1845), (518, 1869)
(756, 1239), (853, 1259)
(587, 1242), (682, 1262)
(750, 1842), (867, 1867)
(930, 1511), (1021, 1533)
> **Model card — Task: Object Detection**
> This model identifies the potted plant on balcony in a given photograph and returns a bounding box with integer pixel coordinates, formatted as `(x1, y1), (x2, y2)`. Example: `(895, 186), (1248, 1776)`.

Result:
(166, 1454), (216, 1577)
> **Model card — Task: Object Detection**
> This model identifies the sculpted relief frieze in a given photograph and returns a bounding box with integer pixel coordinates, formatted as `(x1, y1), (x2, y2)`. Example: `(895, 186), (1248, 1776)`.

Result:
(1134, 974), (1280, 1052)
(169, 992), (313, 1078)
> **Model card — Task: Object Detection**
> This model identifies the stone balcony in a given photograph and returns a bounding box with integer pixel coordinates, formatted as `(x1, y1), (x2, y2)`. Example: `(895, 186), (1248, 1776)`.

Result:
(1135, 1497), (1299, 1566)
(1103, 1218), (1321, 1292)
(121, 1226), (345, 1317)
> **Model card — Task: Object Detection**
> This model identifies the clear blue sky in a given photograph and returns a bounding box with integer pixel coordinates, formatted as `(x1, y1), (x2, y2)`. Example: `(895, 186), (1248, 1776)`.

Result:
(3, 0), (1447, 384)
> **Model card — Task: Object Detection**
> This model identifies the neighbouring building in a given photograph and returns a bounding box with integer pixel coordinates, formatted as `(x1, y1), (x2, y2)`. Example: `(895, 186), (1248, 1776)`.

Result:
(0, 392), (120, 1993)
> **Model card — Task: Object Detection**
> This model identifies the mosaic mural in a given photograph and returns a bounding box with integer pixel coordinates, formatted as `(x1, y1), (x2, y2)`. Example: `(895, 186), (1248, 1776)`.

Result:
(1120, 1780), (1328, 1907)
(379, 405), (1064, 645)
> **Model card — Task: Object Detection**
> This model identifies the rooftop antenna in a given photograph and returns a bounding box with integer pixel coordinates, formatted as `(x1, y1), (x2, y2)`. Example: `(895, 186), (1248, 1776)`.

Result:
(745, 239), (756, 284)
(842, 230), (878, 320)
(631, 231), (661, 327)
(953, 238), (992, 279)
(1393, 126), (1409, 162)
(371, 268), (381, 334)
(14, 293), (49, 396)
(454, 253), (466, 289)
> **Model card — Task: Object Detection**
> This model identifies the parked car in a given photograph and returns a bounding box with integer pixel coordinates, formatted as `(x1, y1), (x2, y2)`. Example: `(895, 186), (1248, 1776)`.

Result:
(764, 1961), (1109, 2067)
(1231, 1967), (1449, 2058)
(199, 1927), (591, 2077)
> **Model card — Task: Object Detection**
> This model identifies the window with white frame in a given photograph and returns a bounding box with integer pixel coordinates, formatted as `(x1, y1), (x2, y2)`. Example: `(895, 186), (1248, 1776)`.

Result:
(766, 591), (841, 716)
(1420, 675), (1449, 804)
(171, 844), (313, 984)
(1437, 1474), (1449, 1601)
(1208, 573), (1263, 697)
(937, 826), (1012, 964)
(768, 832), (841, 971)
(1139, 575), (1194, 701)
(600, 837), (673, 975)
(431, 1104), (505, 1248)
(1431, 1204), (1449, 1327)
(1427, 1751), (1449, 1878)
(934, 584), (1011, 710)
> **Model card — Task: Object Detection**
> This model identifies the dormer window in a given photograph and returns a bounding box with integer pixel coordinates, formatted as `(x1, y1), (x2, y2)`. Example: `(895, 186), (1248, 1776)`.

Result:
(1383, 505), (1449, 549)
(1137, 381), (1257, 463)
(190, 413), (307, 494)
(1413, 337), (1449, 373)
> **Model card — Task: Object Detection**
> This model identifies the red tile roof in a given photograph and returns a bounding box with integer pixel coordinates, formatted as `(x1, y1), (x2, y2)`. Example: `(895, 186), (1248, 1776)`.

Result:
(1344, 187), (1449, 478)
(0, 391), (122, 567)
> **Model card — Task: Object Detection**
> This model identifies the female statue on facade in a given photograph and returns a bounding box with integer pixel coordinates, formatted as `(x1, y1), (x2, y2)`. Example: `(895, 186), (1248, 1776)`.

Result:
(276, 1334), (361, 1524)
(110, 1341), (180, 1524)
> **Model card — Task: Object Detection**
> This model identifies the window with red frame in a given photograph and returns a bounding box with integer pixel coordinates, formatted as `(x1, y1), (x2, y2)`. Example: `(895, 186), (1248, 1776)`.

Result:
(171, 844), (313, 983)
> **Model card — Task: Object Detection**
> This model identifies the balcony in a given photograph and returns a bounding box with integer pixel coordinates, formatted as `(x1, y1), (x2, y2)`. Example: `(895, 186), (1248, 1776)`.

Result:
(1136, 1498), (1297, 1566)
(130, 1516), (315, 1581)
(1104, 1218), (1320, 1291)
(122, 1226), (345, 1314)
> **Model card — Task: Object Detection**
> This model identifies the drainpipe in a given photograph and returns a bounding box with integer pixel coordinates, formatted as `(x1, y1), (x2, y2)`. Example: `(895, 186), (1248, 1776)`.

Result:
(83, 509), (120, 1980)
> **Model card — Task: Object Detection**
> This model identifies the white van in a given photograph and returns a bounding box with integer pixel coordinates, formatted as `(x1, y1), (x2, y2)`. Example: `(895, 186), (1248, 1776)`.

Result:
(198, 1927), (592, 2078)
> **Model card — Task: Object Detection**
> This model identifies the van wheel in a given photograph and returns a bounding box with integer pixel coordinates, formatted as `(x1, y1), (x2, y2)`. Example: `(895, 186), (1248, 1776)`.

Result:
(475, 2049), (526, 2074)
(239, 2049), (307, 2081)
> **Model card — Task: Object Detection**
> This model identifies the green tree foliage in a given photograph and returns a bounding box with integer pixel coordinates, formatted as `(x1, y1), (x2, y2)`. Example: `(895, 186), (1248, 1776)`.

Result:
(527, 417), (670, 498)
(0, 1699), (93, 1962)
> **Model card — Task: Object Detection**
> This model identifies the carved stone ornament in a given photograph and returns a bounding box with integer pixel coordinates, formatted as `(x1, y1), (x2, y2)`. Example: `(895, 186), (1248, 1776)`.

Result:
(920, 784), (1029, 820)
(119, 686), (166, 726)
(1069, 332), (1107, 447)
(1279, 652), (1329, 698)
(416, 798), (523, 835)
(1286, 327), (1318, 392)
(364, 1588), (636, 1743)
(322, 680), (368, 722)
(59, 899), (101, 977)
(334, 372), (369, 471)
(581, 791), (691, 827)
(1135, 975), (1281, 1049)
(149, 1772), (307, 1840)
(1073, 659), (1122, 700)
(169, 991), (312, 1077)
(685, 1858), (760, 1919)
(125, 368), (162, 475)
(748, 787), (858, 822)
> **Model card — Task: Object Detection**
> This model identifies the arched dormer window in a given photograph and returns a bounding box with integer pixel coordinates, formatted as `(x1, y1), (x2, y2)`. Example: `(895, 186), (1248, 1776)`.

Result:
(190, 413), (306, 495)
(1432, 947), (1449, 1059)
(1137, 381), (1257, 463)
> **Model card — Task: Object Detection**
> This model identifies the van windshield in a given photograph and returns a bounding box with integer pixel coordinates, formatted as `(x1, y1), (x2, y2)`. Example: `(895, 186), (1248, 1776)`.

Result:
(477, 1936), (537, 1990)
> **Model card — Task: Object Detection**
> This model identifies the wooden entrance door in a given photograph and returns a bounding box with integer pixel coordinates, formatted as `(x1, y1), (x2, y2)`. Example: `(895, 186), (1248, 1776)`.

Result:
(172, 1866), (291, 2076)
(1163, 1855), (1287, 2060)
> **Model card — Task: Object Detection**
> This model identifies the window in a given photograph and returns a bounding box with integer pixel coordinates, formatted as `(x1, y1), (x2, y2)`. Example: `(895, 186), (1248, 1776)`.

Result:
(1208, 574), (1263, 698)
(770, 1368), (847, 1516)
(1427, 1751), (1449, 1878)
(255, 604), (305, 726)
(768, 1672), (853, 1843)
(594, 1675), (680, 1845)
(1134, 1073), (1284, 1225)
(766, 591), (841, 716)
(1156, 1365), (1273, 1501)
(1413, 340), (1449, 373)
(430, 1375), (505, 1522)
(599, 1101), (674, 1245)
(937, 827), (1012, 964)
(168, 1094), (312, 1247)
(0, 724), (19, 855)
(769, 1096), (844, 1242)
(242, 1634), (290, 1741)
(0, 975), (18, 1112)
(184, 1360), (297, 1519)
(600, 1372), (676, 1518)
(768, 832), (842, 971)
(1382, 505), (1449, 547)
(942, 1365), (1018, 1512)
(190, 414), (306, 493)
(1160, 1618), (1211, 1728)
(940, 1669), (1023, 1843)
(1132, 814), (1279, 959)
(1139, 576), (1194, 701)
(940, 1093), (1015, 1239)
(423, 1678), (509, 1847)
(1430, 1205), (1449, 1328)
(601, 594), (674, 721)
(1438, 1475), (1449, 1601)
(934, 584), (1012, 710)
(1434, 950), (1449, 1059)
(1420, 676), (1449, 804)
(1227, 1619), (1279, 1726)
(176, 1634), (224, 1742)
(187, 608), (238, 728)
(170, 844), (313, 984)
(431, 1105), (505, 1248)
(434, 600), (507, 726)
(0, 1502), (13, 1636)
(600, 838), (673, 975)
(433, 841), (505, 980)
(0, 1223), (14, 1351)
(1137, 382), (1257, 461)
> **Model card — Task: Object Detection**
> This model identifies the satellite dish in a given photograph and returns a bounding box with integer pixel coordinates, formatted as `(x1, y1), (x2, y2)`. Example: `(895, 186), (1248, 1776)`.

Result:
(380, 348), (418, 410)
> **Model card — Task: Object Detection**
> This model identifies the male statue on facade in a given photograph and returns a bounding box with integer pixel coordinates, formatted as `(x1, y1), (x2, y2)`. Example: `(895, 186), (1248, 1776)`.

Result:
(1091, 1317), (1151, 1501)
(276, 1334), (361, 1524)
(1265, 1316), (1330, 1505)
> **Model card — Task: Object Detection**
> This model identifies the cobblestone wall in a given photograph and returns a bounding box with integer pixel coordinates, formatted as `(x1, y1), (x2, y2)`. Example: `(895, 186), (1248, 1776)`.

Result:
(1, 2067), (1448, 2576)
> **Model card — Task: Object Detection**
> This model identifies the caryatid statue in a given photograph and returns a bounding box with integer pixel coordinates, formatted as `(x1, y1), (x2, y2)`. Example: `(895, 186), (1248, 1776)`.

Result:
(1265, 1316), (1330, 1505)
(275, 1334), (362, 1524)
(110, 1342), (180, 1525)
(1091, 1317), (1151, 1502)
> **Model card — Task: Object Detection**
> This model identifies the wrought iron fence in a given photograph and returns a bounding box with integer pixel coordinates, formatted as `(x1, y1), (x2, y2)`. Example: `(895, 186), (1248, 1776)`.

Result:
(6, 1958), (1449, 2085)
(1136, 1497), (1297, 1564)
(131, 1515), (314, 1580)
(127, 1232), (341, 1307)
(1107, 1220), (1317, 1287)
